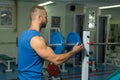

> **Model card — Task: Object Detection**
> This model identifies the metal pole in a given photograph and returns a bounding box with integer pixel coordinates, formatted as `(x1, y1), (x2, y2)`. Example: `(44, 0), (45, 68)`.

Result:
(49, 43), (76, 47)
(82, 31), (90, 80)
(65, 43), (76, 46)
(92, 43), (120, 45)
(49, 44), (62, 46)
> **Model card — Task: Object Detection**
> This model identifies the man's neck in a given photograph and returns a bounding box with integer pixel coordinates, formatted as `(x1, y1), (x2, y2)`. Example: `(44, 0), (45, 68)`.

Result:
(29, 22), (41, 32)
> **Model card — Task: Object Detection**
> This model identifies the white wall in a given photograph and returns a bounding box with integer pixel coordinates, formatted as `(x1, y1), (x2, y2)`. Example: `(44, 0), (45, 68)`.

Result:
(41, 3), (66, 42)
(65, 4), (84, 37)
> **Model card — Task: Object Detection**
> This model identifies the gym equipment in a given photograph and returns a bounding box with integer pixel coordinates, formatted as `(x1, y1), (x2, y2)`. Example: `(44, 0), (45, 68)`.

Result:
(66, 32), (82, 51)
(0, 54), (16, 72)
(88, 61), (92, 65)
(89, 41), (120, 46)
(49, 32), (82, 77)
(89, 58), (96, 71)
(47, 63), (60, 76)
(66, 32), (82, 67)
(50, 32), (82, 54)
(82, 31), (90, 80)
(67, 32), (82, 58)
(48, 32), (82, 79)
(50, 32), (64, 54)
(83, 31), (120, 80)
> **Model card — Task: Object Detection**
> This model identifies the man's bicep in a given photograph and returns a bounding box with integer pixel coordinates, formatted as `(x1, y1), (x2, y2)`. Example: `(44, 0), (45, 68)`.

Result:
(30, 36), (56, 61)
(30, 36), (47, 56)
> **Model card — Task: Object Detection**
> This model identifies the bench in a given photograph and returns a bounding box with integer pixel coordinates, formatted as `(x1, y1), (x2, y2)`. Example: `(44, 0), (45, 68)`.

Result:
(0, 54), (16, 72)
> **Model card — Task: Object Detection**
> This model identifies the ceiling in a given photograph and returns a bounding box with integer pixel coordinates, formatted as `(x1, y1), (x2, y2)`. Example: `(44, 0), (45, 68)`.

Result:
(19, 0), (120, 7)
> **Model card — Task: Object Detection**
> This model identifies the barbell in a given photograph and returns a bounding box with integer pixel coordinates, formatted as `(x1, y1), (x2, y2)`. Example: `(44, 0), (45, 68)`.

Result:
(50, 32), (120, 54)
(50, 32), (82, 54)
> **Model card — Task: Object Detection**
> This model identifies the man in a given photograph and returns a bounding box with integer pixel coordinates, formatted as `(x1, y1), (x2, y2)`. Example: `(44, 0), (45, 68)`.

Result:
(18, 5), (83, 80)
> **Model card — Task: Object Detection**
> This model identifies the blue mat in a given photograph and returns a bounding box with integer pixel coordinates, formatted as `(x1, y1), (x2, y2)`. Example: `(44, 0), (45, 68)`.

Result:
(107, 69), (120, 80)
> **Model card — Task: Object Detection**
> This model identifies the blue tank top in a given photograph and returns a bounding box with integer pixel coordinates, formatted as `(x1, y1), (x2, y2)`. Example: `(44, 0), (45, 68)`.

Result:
(18, 30), (44, 80)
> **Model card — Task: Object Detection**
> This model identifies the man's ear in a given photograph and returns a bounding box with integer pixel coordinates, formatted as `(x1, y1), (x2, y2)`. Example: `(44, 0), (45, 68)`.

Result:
(39, 16), (42, 20)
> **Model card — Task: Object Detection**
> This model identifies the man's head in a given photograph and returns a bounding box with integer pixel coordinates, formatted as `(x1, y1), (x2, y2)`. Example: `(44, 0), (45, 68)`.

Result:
(30, 6), (47, 28)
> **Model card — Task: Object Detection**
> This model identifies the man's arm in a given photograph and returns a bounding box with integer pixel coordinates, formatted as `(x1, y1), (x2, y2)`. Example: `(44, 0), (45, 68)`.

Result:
(30, 36), (83, 65)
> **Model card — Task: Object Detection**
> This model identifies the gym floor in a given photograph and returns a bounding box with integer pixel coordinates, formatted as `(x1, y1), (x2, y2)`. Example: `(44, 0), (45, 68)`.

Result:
(0, 62), (118, 80)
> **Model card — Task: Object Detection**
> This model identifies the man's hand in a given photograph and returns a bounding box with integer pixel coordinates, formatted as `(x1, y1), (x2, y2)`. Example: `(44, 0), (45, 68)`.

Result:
(72, 43), (84, 53)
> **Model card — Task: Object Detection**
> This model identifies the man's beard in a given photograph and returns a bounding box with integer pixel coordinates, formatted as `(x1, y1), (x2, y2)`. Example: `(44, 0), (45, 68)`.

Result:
(41, 22), (46, 28)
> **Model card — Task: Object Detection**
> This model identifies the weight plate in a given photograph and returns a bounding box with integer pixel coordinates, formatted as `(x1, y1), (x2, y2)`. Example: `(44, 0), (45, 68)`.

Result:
(50, 32), (64, 54)
(66, 32), (82, 58)
(48, 64), (60, 76)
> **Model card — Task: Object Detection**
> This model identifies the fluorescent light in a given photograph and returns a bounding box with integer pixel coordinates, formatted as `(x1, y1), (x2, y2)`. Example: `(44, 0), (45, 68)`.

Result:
(99, 4), (120, 9)
(38, 1), (54, 6)
(1, 13), (7, 17)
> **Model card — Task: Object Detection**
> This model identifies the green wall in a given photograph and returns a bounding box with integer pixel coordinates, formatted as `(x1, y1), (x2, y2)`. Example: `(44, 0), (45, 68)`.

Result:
(0, 1), (36, 62)
(0, 0), (85, 63)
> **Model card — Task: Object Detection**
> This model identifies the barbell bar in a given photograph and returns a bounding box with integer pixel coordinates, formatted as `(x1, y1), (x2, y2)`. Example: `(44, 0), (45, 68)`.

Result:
(89, 41), (120, 46)
(49, 43), (76, 47)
